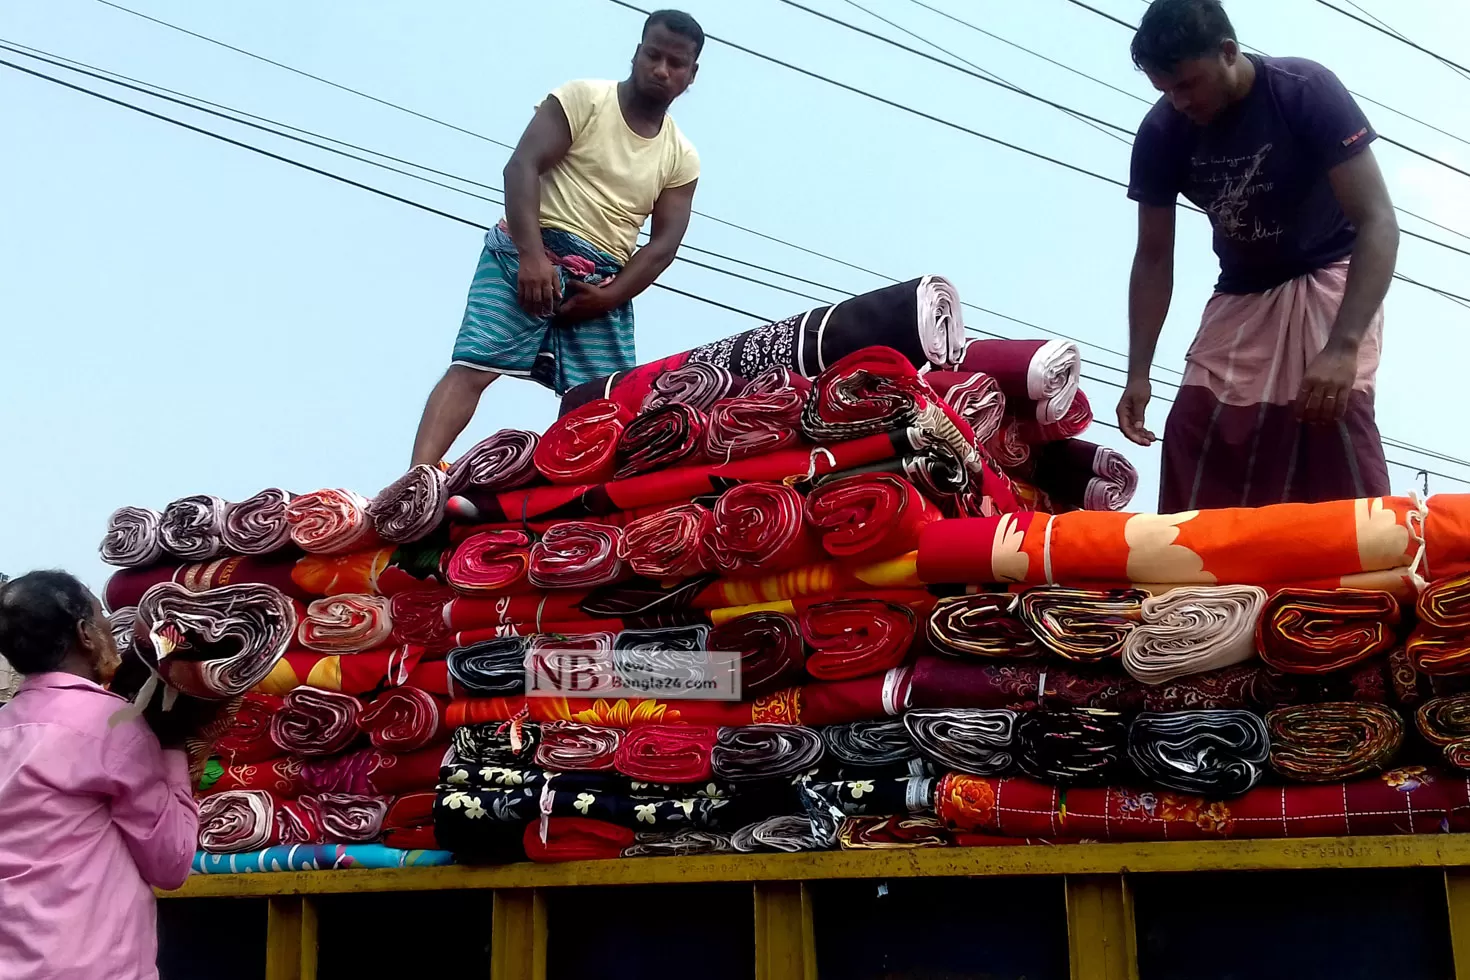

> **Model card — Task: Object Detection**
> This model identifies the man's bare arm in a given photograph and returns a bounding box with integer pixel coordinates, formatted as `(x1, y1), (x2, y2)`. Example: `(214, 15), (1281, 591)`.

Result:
(503, 99), (574, 317)
(557, 180), (697, 322)
(1117, 203), (1176, 446)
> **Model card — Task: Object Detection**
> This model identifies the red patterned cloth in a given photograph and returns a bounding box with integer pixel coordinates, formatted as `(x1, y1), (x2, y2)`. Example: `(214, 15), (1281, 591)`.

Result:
(105, 554), (314, 610)
(299, 746), (445, 796)
(447, 429), (541, 495)
(618, 504), (715, 579)
(524, 817), (634, 862)
(705, 391), (806, 462)
(214, 693), (285, 765)
(358, 687), (447, 751)
(613, 403), (708, 479)
(926, 371), (1006, 444)
(528, 522), (628, 589)
(254, 646), (432, 696)
(709, 612), (806, 698)
(270, 688), (363, 757)
(614, 725), (718, 782)
(1409, 572), (1470, 676)
(709, 482), (824, 575)
(199, 758), (307, 798)
(801, 599), (917, 681)
(389, 588), (455, 649)
(443, 592), (592, 631)
(446, 530), (534, 595)
(935, 767), (1470, 840)
(286, 489), (383, 555)
(533, 399), (634, 485)
(1256, 588), (1402, 674)
(382, 792), (439, 850)
(805, 473), (941, 562)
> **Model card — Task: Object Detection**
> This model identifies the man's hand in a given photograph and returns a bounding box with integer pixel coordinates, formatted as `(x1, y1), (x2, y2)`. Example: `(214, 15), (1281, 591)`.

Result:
(555, 279), (621, 324)
(517, 252), (561, 318)
(1117, 379), (1157, 447)
(1298, 340), (1358, 423)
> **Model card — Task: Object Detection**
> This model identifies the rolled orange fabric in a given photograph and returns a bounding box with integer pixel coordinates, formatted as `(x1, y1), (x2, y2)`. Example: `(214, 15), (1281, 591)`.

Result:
(1255, 588), (1401, 674)
(805, 473), (941, 562)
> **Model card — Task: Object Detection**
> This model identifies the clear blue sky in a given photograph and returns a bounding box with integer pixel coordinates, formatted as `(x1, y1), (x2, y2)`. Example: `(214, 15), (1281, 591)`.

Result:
(3, 0), (1469, 594)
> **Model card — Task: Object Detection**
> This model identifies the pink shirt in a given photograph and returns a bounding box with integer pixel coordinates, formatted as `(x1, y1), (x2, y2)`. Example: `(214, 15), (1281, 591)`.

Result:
(0, 673), (198, 980)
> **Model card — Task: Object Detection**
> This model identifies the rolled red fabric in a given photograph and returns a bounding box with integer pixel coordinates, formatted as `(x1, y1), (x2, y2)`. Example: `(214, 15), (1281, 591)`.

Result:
(983, 420), (1030, 469)
(614, 724), (718, 782)
(135, 581), (298, 699)
(802, 599), (917, 681)
(709, 612), (807, 698)
(382, 792), (439, 850)
(801, 346), (933, 443)
(1014, 389), (1093, 444)
(275, 798), (325, 846)
(1256, 588), (1401, 674)
(286, 489), (382, 555)
(358, 687), (447, 751)
(705, 390), (806, 462)
(526, 632), (618, 696)
(214, 692), (286, 765)
(926, 371), (1006, 444)
(443, 592), (594, 631)
(1409, 572), (1470, 676)
(270, 688), (363, 757)
(298, 594), (394, 653)
(613, 403), (707, 479)
(535, 722), (623, 770)
(960, 338), (1080, 425)
(200, 758), (306, 798)
(708, 482), (823, 575)
(641, 362), (746, 413)
(106, 554), (314, 611)
(524, 817), (634, 862)
(388, 588), (455, 648)
(529, 522), (627, 589)
(534, 399), (634, 485)
(447, 429), (541, 495)
(618, 504), (714, 579)
(1420, 571), (1470, 631)
(299, 746), (445, 796)
(446, 530), (534, 595)
(805, 473), (941, 562)
(312, 793), (390, 843)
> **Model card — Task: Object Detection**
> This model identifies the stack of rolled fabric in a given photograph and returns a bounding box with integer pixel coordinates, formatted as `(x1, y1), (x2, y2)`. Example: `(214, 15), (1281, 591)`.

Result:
(94, 289), (1470, 870)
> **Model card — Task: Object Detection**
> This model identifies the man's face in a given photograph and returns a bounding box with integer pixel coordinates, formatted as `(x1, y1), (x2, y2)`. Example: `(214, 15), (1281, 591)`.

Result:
(82, 597), (122, 685)
(632, 24), (699, 104)
(1145, 50), (1235, 125)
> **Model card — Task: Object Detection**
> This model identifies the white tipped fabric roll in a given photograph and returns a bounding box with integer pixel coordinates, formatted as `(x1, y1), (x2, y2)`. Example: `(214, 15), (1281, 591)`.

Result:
(1083, 448), (1140, 512)
(1122, 585), (1268, 685)
(916, 275), (967, 368)
(1029, 339), (1082, 424)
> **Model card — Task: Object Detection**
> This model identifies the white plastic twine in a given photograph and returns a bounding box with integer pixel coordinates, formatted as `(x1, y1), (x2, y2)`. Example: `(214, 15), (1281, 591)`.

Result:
(1407, 491), (1430, 592)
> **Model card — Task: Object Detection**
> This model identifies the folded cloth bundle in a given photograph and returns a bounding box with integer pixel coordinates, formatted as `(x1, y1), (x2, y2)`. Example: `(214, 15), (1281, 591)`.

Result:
(614, 725), (718, 783)
(286, 489), (380, 555)
(447, 429), (541, 495)
(803, 775), (935, 817)
(159, 494), (227, 561)
(709, 482), (822, 575)
(618, 504), (714, 579)
(1409, 572), (1470, 675)
(523, 817), (634, 862)
(840, 815), (951, 849)
(101, 506), (165, 568)
(801, 347), (934, 444)
(705, 390), (806, 462)
(1127, 710), (1271, 796)
(904, 708), (1018, 775)
(309, 793), (390, 843)
(446, 530), (533, 595)
(369, 465), (448, 544)
(135, 582), (297, 699)
(925, 594), (1037, 659)
(1015, 390), (1094, 444)
(801, 599), (916, 681)
(731, 814), (830, 853)
(200, 758), (306, 798)
(359, 687), (446, 751)
(1256, 588), (1401, 674)
(213, 692), (284, 764)
(529, 522), (626, 589)
(711, 725), (825, 783)
(805, 473), (941, 562)
(388, 589), (454, 648)
(291, 542), (447, 599)
(274, 797), (324, 846)
(709, 612), (806, 699)
(1121, 586), (1266, 685)
(192, 844), (454, 874)
(915, 496), (1426, 588)
(526, 631), (617, 697)
(443, 592), (596, 632)
(198, 790), (276, 853)
(533, 787), (740, 831)
(1414, 695), (1470, 768)
(613, 625), (715, 691)
(446, 637), (527, 697)
(984, 421), (1030, 469)
(1265, 702), (1405, 782)
(109, 607), (138, 661)
(297, 595), (394, 653)
(219, 489), (294, 555)
(613, 403), (708, 479)
(1019, 588), (1147, 663)
(821, 719), (920, 772)
(270, 688), (362, 757)
(451, 720), (541, 766)
(1014, 708), (1127, 784)
(960, 338), (1081, 425)
(1031, 438), (1138, 512)
(926, 370), (1006, 443)
(381, 792), (439, 850)
(535, 721), (623, 771)
(642, 361), (747, 413)
(534, 399), (633, 485)
(299, 746), (445, 797)
(623, 830), (736, 857)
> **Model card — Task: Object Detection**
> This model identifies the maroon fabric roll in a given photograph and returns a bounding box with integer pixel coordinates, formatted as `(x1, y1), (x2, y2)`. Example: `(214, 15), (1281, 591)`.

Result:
(527, 632), (618, 697)
(369, 465), (449, 544)
(641, 362), (746, 413)
(446, 530), (534, 595)
(613, 403), (707, 479)
(705, 391), (806, 462)
(619, 504), (715, 579)
(214, 692), (285, 765)
(614, 725), (718, 782)
(805, 473), (941, 562)
(134, 581), (297, 699)
(447, 429), (541, 495)
(529, 523), (628, 589)
(708, 483), (824, 575)
(270, 688), (362, 757)
(358, 687), (447, 751)
(105, 554), (313, 610)
(198, 790), (275, 853)
(221, 489), (294, 556)
(709, 612), (807, 698)
(388, 588), (455, 649)
(159, 494), (227, 561)
(286, 490), (382, 555)
(275, 798), (325, 845)
(534, 722), (623, 771)
(311, 793), (390, 843)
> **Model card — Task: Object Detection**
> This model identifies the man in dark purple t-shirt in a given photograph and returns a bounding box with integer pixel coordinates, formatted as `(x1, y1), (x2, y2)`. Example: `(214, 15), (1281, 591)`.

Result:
(1117, 0), (1399, 511)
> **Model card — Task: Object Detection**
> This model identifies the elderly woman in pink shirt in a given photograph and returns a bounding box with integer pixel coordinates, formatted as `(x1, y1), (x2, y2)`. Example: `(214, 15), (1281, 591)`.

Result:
(0, 570), (199, 980)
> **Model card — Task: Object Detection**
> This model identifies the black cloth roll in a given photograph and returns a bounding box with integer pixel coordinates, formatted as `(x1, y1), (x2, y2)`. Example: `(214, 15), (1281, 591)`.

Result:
(711, 725), (826, 783)
(1126, 710), (1271, 797)
(903, 708), (1018, 776)
(1014, 707), (1127, 785)
(446, 638), (527, 696)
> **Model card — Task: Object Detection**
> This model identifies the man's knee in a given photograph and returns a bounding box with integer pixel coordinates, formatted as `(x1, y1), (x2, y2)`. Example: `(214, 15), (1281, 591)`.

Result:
(445, 364), (499, 392)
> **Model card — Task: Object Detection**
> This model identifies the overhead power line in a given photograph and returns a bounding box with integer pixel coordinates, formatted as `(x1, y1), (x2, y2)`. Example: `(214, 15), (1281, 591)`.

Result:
(6, 52), (1467, 488)
(1307, 0), (1470, 77)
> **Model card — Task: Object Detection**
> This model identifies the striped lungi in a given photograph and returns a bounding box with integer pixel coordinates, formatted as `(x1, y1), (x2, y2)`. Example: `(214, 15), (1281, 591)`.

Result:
(452, 224), (636, 395)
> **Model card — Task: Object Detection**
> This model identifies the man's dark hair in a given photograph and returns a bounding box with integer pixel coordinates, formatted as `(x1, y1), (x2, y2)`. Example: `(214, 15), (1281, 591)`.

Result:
(0, 570), (96, 675)
(1131, 0), (1236, 74)
(643, 9), (704, 56)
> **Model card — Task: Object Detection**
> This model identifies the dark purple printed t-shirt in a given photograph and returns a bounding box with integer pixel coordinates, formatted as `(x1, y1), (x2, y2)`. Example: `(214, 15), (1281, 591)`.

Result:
(1128, 55), (1376, 294)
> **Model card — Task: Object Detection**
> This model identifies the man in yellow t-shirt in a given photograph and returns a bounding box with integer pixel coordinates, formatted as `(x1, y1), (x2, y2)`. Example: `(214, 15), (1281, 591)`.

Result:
(409, 10), (703, 467)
